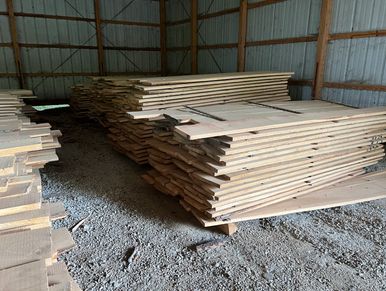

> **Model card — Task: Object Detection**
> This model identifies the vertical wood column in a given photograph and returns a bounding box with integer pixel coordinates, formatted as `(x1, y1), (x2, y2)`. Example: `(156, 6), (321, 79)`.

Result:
(237, 0), (248, 72)
(94, 0), (105, 75)
(159, 0), (167, 76)
(191, 0), (198, 74)
(6, 0), (25, 88)
(313, 0), (333, 99)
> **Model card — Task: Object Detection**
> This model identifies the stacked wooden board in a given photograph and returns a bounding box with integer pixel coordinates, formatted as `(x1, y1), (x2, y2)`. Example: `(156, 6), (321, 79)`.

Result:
(70, 72), (293, 164)
(129, 100), (386, 227)
(0, 92), (80, 290)
(69, 83), (95, 119)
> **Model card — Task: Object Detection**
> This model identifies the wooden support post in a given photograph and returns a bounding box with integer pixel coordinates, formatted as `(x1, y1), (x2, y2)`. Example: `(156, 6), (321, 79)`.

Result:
(218, 223), (238, 236)
(6, 0), (25, 88)
(94, 0), (105, 76)
(159, 0), (167, 76)
(313, 0), (333, 100)
(191, 0), (198, 74)
(237, 0), (248, 72)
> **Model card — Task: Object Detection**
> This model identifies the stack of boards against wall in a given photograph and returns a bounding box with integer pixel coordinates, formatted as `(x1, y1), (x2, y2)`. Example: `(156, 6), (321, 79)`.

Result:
(130, 100), (386, 231)
(0, 91), (80, 290)
(70, 72), (293, 164)
(0, 89), (38, 119)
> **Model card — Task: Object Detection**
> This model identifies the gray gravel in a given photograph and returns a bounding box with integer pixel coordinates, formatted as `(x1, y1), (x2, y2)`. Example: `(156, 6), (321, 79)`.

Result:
(40, 109), (386, 291)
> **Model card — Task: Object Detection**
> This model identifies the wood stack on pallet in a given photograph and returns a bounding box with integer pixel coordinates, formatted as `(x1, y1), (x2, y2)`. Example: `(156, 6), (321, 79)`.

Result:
(0, 92), (80, 290)
(130, 100), (386, 229)
(70, 72), (293, 164)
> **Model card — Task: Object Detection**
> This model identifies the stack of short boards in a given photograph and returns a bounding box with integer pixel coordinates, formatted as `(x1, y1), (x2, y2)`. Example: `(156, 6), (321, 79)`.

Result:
(70, 72), (293, 164)
(129, 100), (386, 230)
(0, 91), (80, 290)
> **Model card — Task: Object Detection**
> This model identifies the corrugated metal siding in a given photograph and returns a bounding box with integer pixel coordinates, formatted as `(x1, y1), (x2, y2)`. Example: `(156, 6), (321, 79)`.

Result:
(167, 51), (191, 75)
(0, 47), (16, 73)
(323, 0), (386, 107)
(246, 0), (320, 100)
(21, 48), (98, 73)
(0, 78), (19, 90)
(100, 0), (159, 23)
(198, 48), (237, 73)
(325, 37), (386, 85)
(198, 13), (239, 45)
(0, 15), (11, 42)
(167, 23), (190, 47)
(323, 88), (386, 108)
(105, 50), (160, 73)
(103, 25), (159, 48)
(27, 76), (90, 100)
(0, 0), (6, 11)
(289, 85), (313, 101)
(13, 0), (95, 18)
(102, 0), (160, 75)
(0, 14), (16, 79)
(197, 4), (238, 73)
(246, 42), (316, 80)
(247, 0), (321, 41)
(16, 18), (96, 45)
(198, 0), (239, 14)
(331, 0), (386, 33)
(0, 0), (161, 100)
(165, 0), (190, 75)
(166, 0), (190, 21)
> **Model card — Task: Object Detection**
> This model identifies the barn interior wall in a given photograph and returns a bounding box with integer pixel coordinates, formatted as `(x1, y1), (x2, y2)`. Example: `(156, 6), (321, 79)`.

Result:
(165, 0), (386, 107)
(1, 0), (385, 107)
(0, 0), (161, 100)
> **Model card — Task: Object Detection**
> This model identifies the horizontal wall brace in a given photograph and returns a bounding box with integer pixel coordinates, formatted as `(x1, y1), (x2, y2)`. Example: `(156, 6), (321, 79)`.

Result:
(289, 79), (313, 86)
(167, 0), (288, 26)
(324, 82), (386, 92)
(0, 71), (160, 77)
(0, 11), (159, 27)
(166, 28), (386, 51)
(0, 42), (160, 51)
(246, 36), (317, 46)
(288, 80), (386, 93)
(329, 29), (386, 40)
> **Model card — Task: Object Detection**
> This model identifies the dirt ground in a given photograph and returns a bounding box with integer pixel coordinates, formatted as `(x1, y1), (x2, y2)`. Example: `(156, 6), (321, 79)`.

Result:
(40, 108), (386, 291)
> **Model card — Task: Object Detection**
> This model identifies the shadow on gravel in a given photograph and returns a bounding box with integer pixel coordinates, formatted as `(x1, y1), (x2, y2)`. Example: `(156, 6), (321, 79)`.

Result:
(38, 108), (201, 231)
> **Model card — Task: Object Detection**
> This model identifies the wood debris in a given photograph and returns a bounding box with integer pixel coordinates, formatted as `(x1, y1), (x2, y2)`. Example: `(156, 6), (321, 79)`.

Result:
(194, 238), (228, 252)
(70, 214), (90, 233)
(124, 247), (140, 266)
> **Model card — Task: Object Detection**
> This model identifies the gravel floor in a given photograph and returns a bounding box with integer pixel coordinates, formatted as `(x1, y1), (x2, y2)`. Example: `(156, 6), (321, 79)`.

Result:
(40, 108), (386, 291)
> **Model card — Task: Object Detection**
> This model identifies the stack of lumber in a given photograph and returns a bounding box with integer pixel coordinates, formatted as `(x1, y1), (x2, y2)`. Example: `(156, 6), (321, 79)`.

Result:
(130, 100), (386, 227)
(70, 82), (98, 119)
(70, 72), (293, 164)
(0, 92), (80, 290)
(127, 72), (292, 110)
(0, 89), (38, 119)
